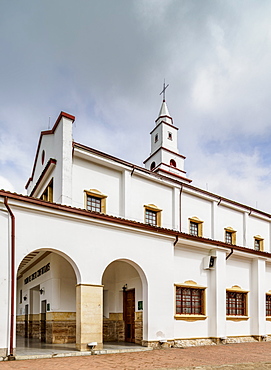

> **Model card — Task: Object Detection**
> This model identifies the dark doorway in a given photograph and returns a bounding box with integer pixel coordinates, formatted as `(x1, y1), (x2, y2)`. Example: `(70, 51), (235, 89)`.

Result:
(40, 300), (47, 342)
(24, 304), (29, 338)
(123, 289), (135, 343)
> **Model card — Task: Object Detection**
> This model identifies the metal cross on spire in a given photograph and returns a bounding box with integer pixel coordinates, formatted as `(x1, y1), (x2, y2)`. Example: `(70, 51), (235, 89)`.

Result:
(160, 80), (169, 102)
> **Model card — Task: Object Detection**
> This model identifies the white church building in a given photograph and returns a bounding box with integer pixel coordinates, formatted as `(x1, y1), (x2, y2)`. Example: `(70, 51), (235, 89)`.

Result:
(1, 95), (271, 358)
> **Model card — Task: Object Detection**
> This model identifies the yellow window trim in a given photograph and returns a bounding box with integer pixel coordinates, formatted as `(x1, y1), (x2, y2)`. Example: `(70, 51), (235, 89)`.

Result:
(226, 286), (249, 318)
(254, 235), (264, 251)
(226, 285), (249, 293)
(189, 217), (203, 237)
(175, 314), (207, 321)
(226, 316), (249, 321)
(175, 281), (207, 290)
(144, 204), (162, 227)
(85, 189), (107, 213)
(224, 227), (237, 245)
(175, 282), (207, 318)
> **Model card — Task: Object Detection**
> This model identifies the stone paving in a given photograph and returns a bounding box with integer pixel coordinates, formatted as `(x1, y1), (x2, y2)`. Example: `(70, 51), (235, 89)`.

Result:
(2, 341), (271, 369)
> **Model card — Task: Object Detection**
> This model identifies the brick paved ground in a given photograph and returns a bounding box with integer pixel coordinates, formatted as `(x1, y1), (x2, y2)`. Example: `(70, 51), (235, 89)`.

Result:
(2, 342), (271, 369)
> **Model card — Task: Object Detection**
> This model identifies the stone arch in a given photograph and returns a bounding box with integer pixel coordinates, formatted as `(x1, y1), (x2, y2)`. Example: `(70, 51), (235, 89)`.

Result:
(101, 258), (148, 345)
(16, 248), (79, 345)
(17, 247), (81, 283)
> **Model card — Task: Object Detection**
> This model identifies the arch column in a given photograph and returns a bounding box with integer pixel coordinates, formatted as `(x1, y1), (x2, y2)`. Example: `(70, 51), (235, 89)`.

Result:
(76, 284), (103, 351)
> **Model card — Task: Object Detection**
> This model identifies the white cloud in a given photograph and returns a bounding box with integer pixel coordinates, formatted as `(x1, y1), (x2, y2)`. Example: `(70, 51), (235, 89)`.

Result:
(0, 176), (14, 192)
(1, 0), (271, 214)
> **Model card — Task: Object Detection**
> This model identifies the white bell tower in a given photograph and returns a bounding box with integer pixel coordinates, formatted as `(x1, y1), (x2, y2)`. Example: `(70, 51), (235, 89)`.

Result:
(144, 83), (191, 183)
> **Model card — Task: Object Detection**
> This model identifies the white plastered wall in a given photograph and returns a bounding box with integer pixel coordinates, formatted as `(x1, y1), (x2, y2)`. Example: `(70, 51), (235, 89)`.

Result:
(71, 156), (121, 216)
(225, 257), (251, 336)
(181, 192), (212, 238)
(173, 246), (210, 339)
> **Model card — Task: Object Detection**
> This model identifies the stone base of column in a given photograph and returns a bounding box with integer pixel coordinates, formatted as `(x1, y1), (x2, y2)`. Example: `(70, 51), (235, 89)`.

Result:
(76, 284), (103, 352)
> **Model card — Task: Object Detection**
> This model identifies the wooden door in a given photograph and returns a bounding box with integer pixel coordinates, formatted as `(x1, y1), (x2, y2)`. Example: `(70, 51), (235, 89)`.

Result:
(123, 289), (135, 343)
(40, 300), (47, 343)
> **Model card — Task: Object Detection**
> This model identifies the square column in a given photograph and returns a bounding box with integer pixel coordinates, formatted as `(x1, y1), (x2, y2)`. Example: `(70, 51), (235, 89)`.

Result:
(76, 284), (103, 351)
(251, 258), (266, 338)
(209, 248), (227, 340)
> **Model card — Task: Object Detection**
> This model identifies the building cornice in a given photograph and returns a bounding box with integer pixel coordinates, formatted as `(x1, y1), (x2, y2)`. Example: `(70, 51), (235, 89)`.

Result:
(150, 119), (178, 135)
(1, 190), (271, 261)
(143, 147), (186, 164)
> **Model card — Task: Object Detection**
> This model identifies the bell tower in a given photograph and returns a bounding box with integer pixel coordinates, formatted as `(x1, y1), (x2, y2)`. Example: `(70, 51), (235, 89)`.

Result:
(144, 83), (192, 183)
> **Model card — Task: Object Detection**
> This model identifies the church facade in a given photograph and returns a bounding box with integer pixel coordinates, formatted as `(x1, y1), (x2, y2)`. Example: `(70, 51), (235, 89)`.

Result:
(1, 98), (271, 358)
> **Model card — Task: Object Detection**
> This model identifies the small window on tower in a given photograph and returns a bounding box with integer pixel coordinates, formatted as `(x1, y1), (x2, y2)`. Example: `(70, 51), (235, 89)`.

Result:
(170, 159), (176, 167)
(155, 134), (158, 143)
(150, 161), (156, 171)
(168, 132), (172, 140)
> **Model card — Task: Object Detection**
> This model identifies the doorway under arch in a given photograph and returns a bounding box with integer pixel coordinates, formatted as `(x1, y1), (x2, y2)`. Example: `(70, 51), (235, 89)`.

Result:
(102, 259), (147, 345)
(16, 249), (78, 345)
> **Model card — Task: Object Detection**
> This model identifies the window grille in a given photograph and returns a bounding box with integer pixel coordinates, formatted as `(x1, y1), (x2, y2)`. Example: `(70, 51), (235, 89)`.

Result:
(226, 291), (246, 316)
(190, 221), (198, 236)
(87, 195), (102, 212)
(176, 287), (204, 315)
(266, 295), (271, 316)
(145, 209), (157, 226)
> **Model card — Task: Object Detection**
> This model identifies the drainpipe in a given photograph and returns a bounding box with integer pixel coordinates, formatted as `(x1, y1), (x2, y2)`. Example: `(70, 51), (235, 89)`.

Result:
(4, 197), (15, 359)
(226, 248), (234, 260)
(173, 235), (179, 246)
(179, 185), (183, 232)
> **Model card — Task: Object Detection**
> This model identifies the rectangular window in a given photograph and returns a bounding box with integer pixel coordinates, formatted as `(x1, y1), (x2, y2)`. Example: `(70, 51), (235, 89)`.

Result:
(168, 132), (172, 140)
(189, 217), (203, 237)
(254, 237), (263, 251)
(144, 204), (162, 227)
(87, 195), (101, 212)
(176, 287), (204, 315)
(85, 189), (107, 213)
(266, 295), (271, 316)
(225, 228), (236, 245)
(190, 221), (198, 236)
(225, 231), (232, 244)
(226, 291), (247, 316)
(145, 209), (157, 226)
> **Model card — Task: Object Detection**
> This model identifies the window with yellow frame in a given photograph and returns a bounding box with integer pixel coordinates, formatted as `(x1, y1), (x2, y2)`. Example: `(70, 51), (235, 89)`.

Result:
(189, 217), (203, 237)
(85, 189), (107, 213)
(224, 227), (236, 245)
(226, 285), (249, 319)
(175, 280), (207, 320)
(144, 204), (162, 227)
(254, 235), (264, 251)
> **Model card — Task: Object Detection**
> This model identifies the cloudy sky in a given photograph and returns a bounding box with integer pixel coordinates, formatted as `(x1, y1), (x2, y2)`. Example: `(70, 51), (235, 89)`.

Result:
(1, 0), (271, 212)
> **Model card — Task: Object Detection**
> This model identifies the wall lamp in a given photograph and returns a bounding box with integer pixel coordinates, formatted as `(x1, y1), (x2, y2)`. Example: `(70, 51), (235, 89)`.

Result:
(23, 295), (27, 301)
(39, 288), (45, 295)
(122, 284), (128, 291)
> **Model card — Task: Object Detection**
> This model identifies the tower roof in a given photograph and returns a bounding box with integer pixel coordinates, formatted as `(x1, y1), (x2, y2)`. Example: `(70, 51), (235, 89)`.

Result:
(156, 99), (173, 125)
(158, 100), (171, 118)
